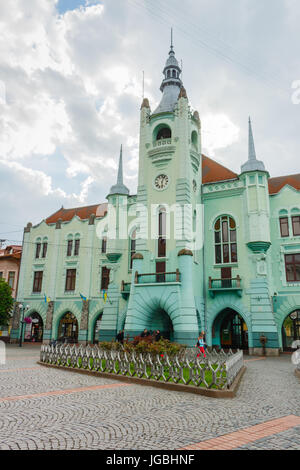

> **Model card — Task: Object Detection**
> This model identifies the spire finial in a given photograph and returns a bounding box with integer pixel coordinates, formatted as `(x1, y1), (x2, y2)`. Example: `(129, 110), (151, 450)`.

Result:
(117, 144), (123, 185)
(240, 117), (266, 173)
(170, 27), (174, 53)
(108, 145), (129, 196)
(248, 116), (257, 162)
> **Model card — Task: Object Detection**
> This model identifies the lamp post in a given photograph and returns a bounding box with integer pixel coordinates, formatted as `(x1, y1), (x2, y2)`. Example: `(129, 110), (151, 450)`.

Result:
(18, 304), (29, 348)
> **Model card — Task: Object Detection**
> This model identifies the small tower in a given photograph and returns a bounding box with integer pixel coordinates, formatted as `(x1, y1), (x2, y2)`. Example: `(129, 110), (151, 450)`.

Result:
(240, 118), (278, 355)
(106, 145), (129, 261)
(240, 118), (271, 252)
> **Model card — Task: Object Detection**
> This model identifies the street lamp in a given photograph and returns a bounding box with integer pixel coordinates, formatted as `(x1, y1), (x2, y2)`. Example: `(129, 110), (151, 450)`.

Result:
(18, 304), (29, 348)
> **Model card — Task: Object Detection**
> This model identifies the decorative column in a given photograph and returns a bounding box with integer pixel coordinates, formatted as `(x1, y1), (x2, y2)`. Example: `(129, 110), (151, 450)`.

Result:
(176, 249), (199, 345)
(79, 300), (89, 345)
(43, 301), (54, 344)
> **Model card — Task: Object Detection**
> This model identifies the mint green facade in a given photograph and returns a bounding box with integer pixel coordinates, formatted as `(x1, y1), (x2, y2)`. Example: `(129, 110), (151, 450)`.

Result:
(12, 44), (300, 355)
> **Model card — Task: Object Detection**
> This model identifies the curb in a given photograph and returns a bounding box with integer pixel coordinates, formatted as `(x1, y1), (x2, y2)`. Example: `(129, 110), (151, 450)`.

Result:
(37, 361), (246, 398)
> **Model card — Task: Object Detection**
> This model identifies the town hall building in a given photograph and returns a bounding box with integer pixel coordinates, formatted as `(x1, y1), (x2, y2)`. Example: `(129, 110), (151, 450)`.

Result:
(11, 41), (300, 355)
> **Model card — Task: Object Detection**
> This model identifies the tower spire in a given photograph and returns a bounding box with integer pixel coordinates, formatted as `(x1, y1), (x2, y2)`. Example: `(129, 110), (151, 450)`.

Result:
(170, 27), (174, 53)
(241, 117), (266, 173)
(248, 117), (257, 161)
(152, 30), (183, 115)
(108, 145), (129, 196)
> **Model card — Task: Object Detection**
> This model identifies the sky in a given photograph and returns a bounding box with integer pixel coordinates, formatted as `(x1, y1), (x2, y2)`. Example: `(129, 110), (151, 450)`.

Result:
(0, 0), (300, 244)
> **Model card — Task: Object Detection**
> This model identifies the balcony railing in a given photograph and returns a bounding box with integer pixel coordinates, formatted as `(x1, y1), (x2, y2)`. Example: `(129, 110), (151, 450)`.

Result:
(153, 138), (172, 148)
(208, 276), (242, 298)
(135, 269), (181, 284)
(120, 281), (131, 298)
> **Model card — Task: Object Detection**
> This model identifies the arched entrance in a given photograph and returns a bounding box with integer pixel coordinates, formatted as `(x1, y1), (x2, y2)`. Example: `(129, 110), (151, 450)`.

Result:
(58, 312), (78, 343)
(282, 310), (300, 351)
(148, 309), (174, 341)
(24, 312), (43, 342)
(93, 313), (103, 344)
(213, 308), (248, 350)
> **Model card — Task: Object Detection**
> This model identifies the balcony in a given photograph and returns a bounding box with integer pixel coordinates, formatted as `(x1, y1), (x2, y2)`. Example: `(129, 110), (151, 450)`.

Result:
(121, 281), (131, 299)
(152, 138), (172, 148)
(208, 276), (242, 298)
(135, 269), (181, 285)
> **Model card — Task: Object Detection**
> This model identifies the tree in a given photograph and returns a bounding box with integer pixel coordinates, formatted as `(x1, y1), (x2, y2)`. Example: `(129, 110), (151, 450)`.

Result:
(0, 278), (14, 326)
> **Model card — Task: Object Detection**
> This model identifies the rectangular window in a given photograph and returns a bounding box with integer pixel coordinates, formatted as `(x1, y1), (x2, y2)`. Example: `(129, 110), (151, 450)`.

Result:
(222, 221), (228, 243)
(280, 218), (289, 237)
(215, 245), (221, 264)
(130, 238), (136, 269)
(0, 272), (3, 278)
(67, 240), (73, 257)
(231, 244), (237, 263)
(101, 237), (107, 254)
(65, 269), (76, 291)
(33, 271), (43, 293)
(8, 271), (15, 288)
(156, 261), (166, 283)
(101, 267), (110, 290)
(292, 216), (300, 236)
(285, 254), (300, 282)
(35, 243), (41, 259)
(42, 242), (48, 258)
(223, 244), (230, 263)
(158, 238), (166, 257)
(74, 239), (80, 256)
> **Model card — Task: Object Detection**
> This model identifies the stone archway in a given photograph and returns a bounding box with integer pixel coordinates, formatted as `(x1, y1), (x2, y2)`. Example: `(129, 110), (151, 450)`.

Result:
(92, 313), (103, 344)
(212, 308), (249, 351)
(282, 310), (300, 351)
(206, 294), (253, 349)
(24, 312), (44, 342)
(125, 285), (198, 345)
(57, 312), (78, 343)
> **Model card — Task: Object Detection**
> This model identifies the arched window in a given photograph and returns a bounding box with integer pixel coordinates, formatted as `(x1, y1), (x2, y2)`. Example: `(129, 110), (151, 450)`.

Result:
(167, 70), (171, 78)
(158, 208), (166, 258)
(191, 130), (198, 149)
(129, 229), (136, 269)
(67, 234), (73, 257)
(155, 125), (172, 141)
(74, 234), (80, 256)
(172, 69), (176, 78)
(102, 236), (107, 254)
(41, 237), (48, 258)
(214, 216), (237, 264)
(35, 238), (41, 259)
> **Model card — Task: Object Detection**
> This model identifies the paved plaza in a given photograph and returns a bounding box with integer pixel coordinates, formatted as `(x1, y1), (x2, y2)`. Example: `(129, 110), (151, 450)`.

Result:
(0, 345), (299, 450)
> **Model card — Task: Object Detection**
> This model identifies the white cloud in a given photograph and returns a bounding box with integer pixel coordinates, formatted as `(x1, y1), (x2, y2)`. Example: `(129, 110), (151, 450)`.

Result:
(0, 0), (299, 237)
(201, 113), (240, 157)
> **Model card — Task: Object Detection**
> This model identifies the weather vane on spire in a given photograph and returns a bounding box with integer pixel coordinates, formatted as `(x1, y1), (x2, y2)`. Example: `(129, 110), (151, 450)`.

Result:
(170, 27), (174, 53)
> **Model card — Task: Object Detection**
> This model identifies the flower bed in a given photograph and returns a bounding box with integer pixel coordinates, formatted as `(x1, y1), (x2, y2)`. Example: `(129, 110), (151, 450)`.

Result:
(40, 343), (244, 390)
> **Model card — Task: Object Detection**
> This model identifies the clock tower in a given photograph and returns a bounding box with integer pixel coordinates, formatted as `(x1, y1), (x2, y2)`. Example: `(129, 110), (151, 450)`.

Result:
(124, 36), (203, 345)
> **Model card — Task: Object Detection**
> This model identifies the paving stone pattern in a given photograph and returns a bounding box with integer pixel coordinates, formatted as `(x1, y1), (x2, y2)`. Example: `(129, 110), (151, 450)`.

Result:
(0, 345), (299, 450)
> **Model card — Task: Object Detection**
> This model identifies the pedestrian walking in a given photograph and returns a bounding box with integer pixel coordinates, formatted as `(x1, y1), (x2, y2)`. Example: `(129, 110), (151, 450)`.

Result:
(196, 333), (206, 358)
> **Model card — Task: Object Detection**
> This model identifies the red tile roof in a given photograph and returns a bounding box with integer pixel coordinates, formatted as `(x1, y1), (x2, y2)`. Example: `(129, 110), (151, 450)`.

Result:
(46, 203), (108, 225)
(268, 174), (300, 194)
(44, 159), (299, 225)
(0, 245), (22, 260)
(202, 155), (238, 184)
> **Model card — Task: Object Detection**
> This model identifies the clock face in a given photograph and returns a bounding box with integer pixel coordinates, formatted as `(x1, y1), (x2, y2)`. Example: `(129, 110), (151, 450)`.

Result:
(193, 180), (197, 193)
(154, 174), (169, 190)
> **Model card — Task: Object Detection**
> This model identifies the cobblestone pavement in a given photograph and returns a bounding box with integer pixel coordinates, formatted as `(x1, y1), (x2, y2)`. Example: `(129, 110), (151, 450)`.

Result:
(0, 345), (299, 450)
